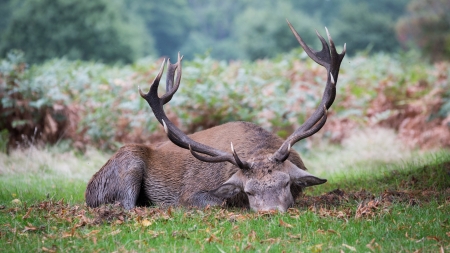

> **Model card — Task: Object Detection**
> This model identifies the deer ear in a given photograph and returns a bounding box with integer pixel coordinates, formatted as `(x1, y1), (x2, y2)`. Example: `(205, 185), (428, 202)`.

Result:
(288, 163), (327, 187)
(294, 176), (327, 187)
(210, 183), (242, 199)
(209, 172), (244, 199)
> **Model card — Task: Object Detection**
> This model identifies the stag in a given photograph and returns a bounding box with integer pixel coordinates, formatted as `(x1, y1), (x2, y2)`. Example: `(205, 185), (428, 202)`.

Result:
(85, 21), (346, 212)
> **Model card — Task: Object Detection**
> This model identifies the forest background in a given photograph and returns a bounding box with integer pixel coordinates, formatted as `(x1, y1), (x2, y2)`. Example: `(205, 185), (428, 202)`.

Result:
(0, 0), (449, 152)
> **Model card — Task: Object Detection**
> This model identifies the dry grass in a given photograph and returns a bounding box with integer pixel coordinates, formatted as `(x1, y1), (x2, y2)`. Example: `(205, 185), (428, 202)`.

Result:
(0, 145), (108, 181)
(302, 127), (429, 177)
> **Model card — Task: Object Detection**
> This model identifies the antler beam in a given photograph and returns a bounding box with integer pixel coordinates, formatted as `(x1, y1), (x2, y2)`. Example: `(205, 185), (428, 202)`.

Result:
(271, 20), (346, 162)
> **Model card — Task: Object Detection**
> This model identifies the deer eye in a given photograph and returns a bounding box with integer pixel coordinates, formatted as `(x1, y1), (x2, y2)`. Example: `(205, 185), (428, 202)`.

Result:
(245, 191), (254, 196)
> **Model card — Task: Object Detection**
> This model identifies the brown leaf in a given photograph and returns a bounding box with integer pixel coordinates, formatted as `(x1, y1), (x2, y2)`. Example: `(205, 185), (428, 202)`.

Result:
(141, 219), (152, 227)
(109, 229), (121, 236)
(309, 244), (323, 253)
(205, 234), (221, 243)
(42, 247), (56, 253)
(23, 224), (38, 233)
(342, 244), (356, 252)
(327, 229), (341, 237)
(260, 238), (280, 244)
(316, 229), (326, 234)
(366, 238), (381, 251)
(22, 208), (32, 219)
(248, 230), (257, 241)
(287, 233), (302, 240)
(61, 232), (72, 238)
(148, 230), (164, 238)
(85, 230), (100, 237)
(172, 230), (188, 239)
(279, 219), (293, 228)
(244, 243), (253, 251)
(426, 236), (440, 242)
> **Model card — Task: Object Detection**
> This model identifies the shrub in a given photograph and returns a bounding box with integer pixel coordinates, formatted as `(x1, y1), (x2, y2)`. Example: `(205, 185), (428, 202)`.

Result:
(1, 49), (449, 151)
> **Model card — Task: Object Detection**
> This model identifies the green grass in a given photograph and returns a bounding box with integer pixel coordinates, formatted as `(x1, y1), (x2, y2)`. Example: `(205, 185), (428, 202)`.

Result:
(1, 147), (449, 252)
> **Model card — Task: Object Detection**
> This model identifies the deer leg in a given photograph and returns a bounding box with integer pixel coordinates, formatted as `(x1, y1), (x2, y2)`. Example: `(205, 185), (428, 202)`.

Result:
(116, 162), (145, 209)
(85, 147), (147, 209)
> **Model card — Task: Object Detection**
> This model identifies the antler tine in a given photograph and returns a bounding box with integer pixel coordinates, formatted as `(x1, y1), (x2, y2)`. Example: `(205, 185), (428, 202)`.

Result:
(139, 58), (166, 100)
(272, 23), (345, 162)
(187, 143), (250, 170)
(141, 55), (249, 170)
(287, 19), (330, 68)
(161, 53), (184, 104)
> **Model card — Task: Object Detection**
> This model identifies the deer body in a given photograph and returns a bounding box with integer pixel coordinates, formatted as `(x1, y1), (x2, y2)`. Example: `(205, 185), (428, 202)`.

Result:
(86, 21), (346, 212)
(86, 121), (306, 210)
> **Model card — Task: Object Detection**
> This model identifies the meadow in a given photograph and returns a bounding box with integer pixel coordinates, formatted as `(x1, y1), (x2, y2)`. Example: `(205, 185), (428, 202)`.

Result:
(0, 135), (449, 252)
(1, 46), (450, 252)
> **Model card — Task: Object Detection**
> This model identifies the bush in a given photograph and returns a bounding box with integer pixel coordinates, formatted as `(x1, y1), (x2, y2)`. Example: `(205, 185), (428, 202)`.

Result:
(1, 48), (449, 151)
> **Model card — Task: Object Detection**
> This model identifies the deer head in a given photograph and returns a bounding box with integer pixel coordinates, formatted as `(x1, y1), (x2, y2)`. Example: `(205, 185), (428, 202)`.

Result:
(139, 21), (346, 212)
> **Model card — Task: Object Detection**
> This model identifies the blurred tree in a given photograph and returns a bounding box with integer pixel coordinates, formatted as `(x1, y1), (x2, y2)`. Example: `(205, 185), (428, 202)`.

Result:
(126, 0), (194, 60)
(0, 0), (12, 38)
(181, 0), (248, 60)
(288, 0), (342, 25)
(233, 2), (321, 60)
(396, 0), (450, 62)
(330, 1), (407, 55)
(1, 0), (150, 64)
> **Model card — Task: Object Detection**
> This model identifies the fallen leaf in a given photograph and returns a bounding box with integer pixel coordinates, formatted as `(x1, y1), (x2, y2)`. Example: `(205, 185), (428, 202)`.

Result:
(316, 229), (326, 234)
(86, 230), (100, 237)
(426, 236), (440, 242)
(205, 234), (221, 243)
(327, 229), (341, 237)
(366, 238), (379, 251)
(22, 208), (32, 219)
(172, 230), (188, 238)
(279, 219), (293, 228)
(309, 244), (323, 253)
(148, 230), (164, 238)
(243, 243), (253, 251)
(61, 232), (72, 238)
(247, 230), (258, 242)
(109, 229), (121, 236)
(260, 238), (280, 244)
(23, 224), (38, 233)
(42, 247), (56, 253)
(141, 219), (152, 227)
(287, 233), (301, 240)
(342, 243), (356, 252)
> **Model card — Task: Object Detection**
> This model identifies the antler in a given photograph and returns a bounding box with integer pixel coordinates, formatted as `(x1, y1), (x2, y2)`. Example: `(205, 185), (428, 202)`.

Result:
(139, 53), (250, 170)
(271, 20), (346, 163)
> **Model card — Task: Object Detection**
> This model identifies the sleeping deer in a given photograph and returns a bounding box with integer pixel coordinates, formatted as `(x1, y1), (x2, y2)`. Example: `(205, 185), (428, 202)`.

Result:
(85, 21), (346, 212)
